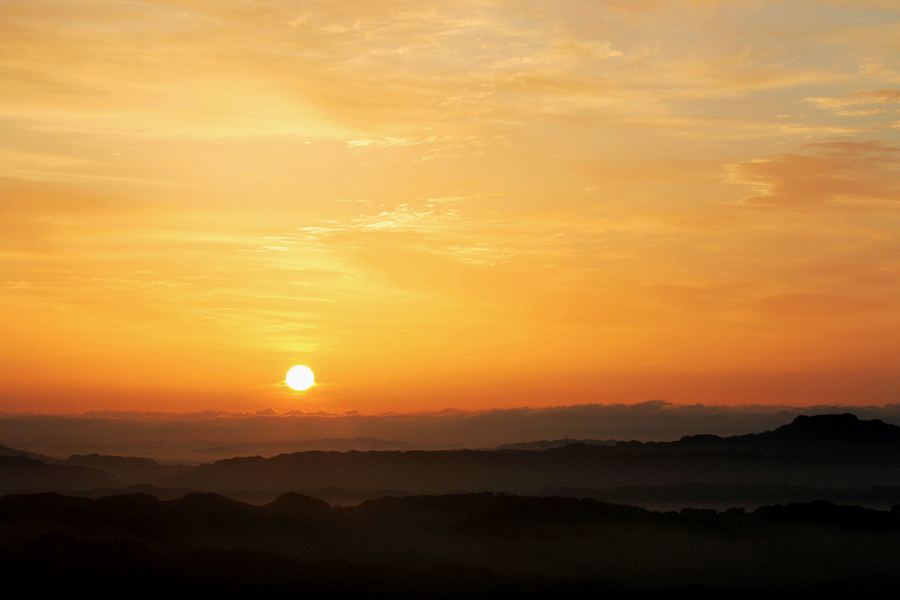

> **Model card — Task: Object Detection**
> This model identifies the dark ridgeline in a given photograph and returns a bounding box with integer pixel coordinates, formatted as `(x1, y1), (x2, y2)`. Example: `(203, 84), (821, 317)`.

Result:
(1, 490), (900, 597)
(0, 454), (118, 492)
(169, 413), (900, 497)
(673, 412), (900, 452)
(2, 413), (900, 597)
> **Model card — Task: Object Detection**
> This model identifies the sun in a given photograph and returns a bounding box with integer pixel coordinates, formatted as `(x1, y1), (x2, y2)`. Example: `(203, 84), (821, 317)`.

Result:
(285, 365), (315, 391)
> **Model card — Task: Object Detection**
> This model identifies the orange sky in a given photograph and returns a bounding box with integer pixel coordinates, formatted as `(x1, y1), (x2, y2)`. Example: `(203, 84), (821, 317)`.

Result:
(2, 0), (900, 415)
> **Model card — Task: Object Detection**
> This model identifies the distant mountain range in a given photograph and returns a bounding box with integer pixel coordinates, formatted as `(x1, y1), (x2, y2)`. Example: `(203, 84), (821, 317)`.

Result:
(3, 413), (900, 507)
(4, 413), (900, 595)
(492, 438), (617, 450)
(667, 412), (900, 453)
(0, 455), (117, 492)
(165, 414), (900, 497)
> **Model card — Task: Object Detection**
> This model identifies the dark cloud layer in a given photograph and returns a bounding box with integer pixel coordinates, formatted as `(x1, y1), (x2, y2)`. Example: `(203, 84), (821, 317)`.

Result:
(3, 402), (899, 464)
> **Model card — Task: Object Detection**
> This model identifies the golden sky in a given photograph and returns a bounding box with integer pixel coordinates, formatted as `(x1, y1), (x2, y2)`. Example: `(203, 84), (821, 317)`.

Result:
(2, 0), (900, 414)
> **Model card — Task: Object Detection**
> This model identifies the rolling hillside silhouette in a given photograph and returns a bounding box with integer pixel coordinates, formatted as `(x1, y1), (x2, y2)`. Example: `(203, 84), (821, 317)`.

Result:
(2, 490), (899, 596)
(166, 414), (900, 497)
(3, 413), (900, 596)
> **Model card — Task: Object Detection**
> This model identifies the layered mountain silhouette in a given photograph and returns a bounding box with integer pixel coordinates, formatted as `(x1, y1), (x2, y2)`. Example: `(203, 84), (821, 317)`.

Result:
(755, 412), (900, 443)
(164, 414), (900, 496)
(4, 413), (900, 504)
(0, 454), (118, 492)
(1, 490), (899, 596)
(671, 412), (900, 457)
(3, 413), (900, 596)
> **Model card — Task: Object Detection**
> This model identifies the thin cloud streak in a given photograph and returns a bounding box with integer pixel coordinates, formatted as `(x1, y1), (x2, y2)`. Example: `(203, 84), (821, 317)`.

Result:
(730, 141), (900, 207)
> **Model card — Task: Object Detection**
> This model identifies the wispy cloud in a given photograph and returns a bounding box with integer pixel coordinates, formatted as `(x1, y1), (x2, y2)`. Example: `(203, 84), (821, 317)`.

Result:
(729, 141), (900, 208)
(807, 88), (900, 116)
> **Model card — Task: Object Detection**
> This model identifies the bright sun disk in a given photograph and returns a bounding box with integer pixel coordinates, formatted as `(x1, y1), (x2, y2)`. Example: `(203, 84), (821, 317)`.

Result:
(286, 365), (315, 391)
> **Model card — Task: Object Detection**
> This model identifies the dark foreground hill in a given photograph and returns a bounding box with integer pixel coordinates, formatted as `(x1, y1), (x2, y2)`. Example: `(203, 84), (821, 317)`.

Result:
(1, 491), (899, 598)
(538, 482), (900, 511)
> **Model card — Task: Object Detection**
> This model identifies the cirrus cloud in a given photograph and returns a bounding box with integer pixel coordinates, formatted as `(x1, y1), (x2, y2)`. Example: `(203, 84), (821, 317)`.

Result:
(729, 140), (900, 208)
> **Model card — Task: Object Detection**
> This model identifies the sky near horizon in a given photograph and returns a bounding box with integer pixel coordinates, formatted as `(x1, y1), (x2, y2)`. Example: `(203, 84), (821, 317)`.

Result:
(2, 0), (900, 415)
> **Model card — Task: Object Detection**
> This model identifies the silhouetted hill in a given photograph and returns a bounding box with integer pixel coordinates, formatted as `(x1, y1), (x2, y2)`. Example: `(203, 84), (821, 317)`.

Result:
(75, 484), (195, 501)
(260, 491), (333, 517)
(192, 437), (426, 462)
(5, 413), (900, 596)
(540, 483), (900, 511)
(757, 413), (900, 443)
(2, 491), (900, 596)
(492, 439), (616, 451)
(669, 413), (900, 465)
(0, 443), (62, 464)
(676, 412), (900, 446)
(6, 413), (899, 507)
(66, 453), (187, 487)
(67, 454), (160, 470)
(167, 414), (900, 495)
(0, 455), (118, 493)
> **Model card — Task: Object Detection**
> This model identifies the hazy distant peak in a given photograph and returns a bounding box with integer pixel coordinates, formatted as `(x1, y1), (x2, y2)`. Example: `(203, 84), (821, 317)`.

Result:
(0, 444), (62, 464)
(261, 492), (333, 516)
(67, 454), (160, 469)
(492, 439), (616, 451)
